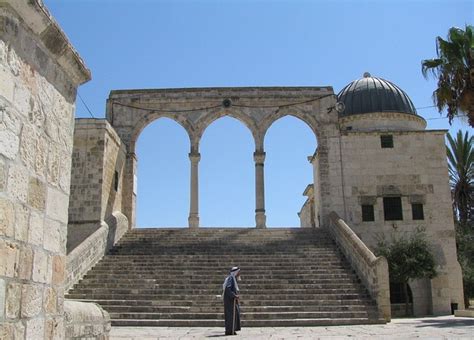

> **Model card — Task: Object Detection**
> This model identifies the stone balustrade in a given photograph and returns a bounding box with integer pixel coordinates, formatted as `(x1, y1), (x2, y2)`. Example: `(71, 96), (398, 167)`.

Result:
(326, 212), (391, 322)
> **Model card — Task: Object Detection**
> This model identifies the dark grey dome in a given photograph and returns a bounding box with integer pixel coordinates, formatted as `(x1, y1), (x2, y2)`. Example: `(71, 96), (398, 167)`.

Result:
(337, 73), (417, 117)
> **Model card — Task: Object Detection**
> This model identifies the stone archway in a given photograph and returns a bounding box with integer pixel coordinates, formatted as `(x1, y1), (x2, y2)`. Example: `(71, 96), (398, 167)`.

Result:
(105, 87), (344, 229)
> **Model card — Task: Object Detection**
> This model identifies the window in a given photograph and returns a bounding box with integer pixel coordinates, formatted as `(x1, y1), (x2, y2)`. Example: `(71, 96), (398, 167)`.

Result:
(383, 197), (403, 221)
(380, 135), (394, 148)
(114, 170), (119, 192)
(361, 204), (375, 222)
(412, 203), (424, 220)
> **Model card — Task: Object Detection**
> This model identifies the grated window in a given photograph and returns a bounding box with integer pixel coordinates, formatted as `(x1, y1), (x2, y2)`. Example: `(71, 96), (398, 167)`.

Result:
(361, 205), (375, 222)
(381, 135), (394, 148)
(383, 197), (403, 221)
(412, 203), (424, 220)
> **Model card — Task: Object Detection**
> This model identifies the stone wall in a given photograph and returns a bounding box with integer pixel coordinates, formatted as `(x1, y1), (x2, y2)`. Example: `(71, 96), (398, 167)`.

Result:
(338, 129), (464, 315)
(298, 184), (315, 228)
(67, 119), (127, 254)
(0, 1), (91, 338)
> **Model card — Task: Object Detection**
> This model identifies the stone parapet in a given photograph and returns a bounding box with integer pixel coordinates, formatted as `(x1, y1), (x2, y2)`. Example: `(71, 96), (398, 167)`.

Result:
(65, 212), (128, 291)
(64, 300), (110, 339)
(326, 212), (391, 322)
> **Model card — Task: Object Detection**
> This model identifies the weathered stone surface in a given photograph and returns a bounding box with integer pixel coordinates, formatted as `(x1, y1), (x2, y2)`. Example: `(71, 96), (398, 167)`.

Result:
(46, 187), (69, 223)
(0, 159), (6, 192)
(0, 197), (14, 237)
(0, 127), (19, 160)
(14, 203), (29, 242)
(52, 255), (65, 285)
(16, 245), (33, 280)
(43, 286), (57, 314)
(32, 249), (48, 283)
(44, 218), (62, 253)
(28, 211), (44, 246)
(7, 165), (28, 203)
(44, 317), (63, 340)
(21, 283), (42, 318)
(6, 281), (21, 319)
(0, 239), (18, 277)
(27, 176), (46, 210)
(0, 278), (5, 319)
(20, 123), (37, 169)
(25, 316), (44, 340)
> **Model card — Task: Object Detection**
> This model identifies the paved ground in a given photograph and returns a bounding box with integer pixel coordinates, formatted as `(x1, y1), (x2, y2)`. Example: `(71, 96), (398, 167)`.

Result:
(110, 316), (474, 339)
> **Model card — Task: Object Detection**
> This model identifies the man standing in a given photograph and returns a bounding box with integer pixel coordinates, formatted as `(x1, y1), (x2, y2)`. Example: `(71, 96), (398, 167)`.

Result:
(223, 266), (241, 335)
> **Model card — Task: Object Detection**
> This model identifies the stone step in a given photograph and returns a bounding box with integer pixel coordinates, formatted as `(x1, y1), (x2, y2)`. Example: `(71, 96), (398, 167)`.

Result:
(98, 304), (373, 313)
(71, 298), (375, 307)
(107, 310), (371, 320)
(111, 318), (385, 327)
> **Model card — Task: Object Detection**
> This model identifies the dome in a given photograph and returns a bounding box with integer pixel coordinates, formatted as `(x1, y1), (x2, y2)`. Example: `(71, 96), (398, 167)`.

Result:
(337, 73), (417, 117)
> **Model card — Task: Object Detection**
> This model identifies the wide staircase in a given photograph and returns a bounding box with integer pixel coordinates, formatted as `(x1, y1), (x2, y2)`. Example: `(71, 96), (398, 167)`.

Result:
(66, 228), (385, 326)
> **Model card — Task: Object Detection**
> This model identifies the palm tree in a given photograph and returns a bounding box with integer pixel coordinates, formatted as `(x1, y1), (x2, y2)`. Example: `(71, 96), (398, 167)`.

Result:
(422, 25), (474, 126)
(446, 130), (474, 225)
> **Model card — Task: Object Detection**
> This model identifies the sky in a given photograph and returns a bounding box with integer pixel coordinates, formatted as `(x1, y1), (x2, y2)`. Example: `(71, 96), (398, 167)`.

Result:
(44, 0), (472, 227)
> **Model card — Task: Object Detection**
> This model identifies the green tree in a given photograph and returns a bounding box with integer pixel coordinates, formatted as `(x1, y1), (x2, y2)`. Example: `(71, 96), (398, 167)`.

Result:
(422, 25), (474, 126)
(375, 229), (437, 316)
(446, 130), (474, 225)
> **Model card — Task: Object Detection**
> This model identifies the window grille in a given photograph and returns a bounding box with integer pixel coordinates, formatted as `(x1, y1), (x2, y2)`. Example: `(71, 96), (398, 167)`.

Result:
(361, 204), (375, 222)
(381, 135), (394, 148)
(412, 203), (424, 220)
(383, 197), (403, 220)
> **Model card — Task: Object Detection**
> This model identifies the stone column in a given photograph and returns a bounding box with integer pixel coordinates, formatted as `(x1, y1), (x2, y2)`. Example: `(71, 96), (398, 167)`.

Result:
(254, 151), (267, 228)
(188, 152), (201, 228)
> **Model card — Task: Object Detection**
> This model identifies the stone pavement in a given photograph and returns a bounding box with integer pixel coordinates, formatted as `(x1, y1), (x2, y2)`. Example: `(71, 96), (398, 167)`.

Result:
(110, 316), (474, 339)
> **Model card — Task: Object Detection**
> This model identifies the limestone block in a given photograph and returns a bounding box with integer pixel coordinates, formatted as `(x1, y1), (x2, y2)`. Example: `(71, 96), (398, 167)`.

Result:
(20, 123), (37, 169)
(0, 197), (15, 237)
(46, 188), (69, 223)
(45, 317), (63, 340)
(21, 283), (42, 318)
(25, 316), (44, 340)
(0, 98), (22, 134)
(0, 278), (5, 319)
(47, 144), (60, 186)
(43, 287), (57, 314)
(16, 245), (33, 280)
(7, 45), (21, 77)
(0, 39), (7, 64)
(27, 177), (46, 211)
(44, 218), (61, 253)
(0, 60), (15, 102)
(52, 255), (65, 285)
(7, 165), (28, 203)
(28, 95), (46, 129)
(35, 134), (48, 178)
(0, 159), (5, 192)
(0, 126), (20, 160)
(32, 249), (48, 283)
(6, 281), (20, 319)
(28, 211), (44, 246)
(44, 115), (59, 142)
(13, 83), (31, 117)
(14, 203), (29, 242)
(58, 149), (72, 193)
(0, 239), (19, 277)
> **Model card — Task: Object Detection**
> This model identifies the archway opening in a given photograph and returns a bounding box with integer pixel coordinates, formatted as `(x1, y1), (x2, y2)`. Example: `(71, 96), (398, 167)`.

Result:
(135, 117), (190, 227)
(200, 116), (254, 227)
(264, 115), (317, 227)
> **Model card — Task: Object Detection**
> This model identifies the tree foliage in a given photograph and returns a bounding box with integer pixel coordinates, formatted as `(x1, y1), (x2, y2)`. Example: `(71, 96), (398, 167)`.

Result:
(375, 229), (437, 315)
(446, 130), (474, 225)
(422, 25), (474, 125)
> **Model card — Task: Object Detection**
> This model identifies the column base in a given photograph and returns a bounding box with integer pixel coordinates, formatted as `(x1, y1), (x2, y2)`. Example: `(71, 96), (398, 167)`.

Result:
(255, 212), (266, 229)
(188, 215), (199, 229)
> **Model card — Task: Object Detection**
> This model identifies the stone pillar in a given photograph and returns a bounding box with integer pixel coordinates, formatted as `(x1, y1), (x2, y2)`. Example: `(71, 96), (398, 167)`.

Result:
(188, 152), (201, 228)
(123, 152), (137, 229)
(254, 151), (267, 228)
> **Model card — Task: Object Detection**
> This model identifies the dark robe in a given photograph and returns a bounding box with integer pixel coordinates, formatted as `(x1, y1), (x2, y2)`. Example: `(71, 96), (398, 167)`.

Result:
(223, 275), (241, 335)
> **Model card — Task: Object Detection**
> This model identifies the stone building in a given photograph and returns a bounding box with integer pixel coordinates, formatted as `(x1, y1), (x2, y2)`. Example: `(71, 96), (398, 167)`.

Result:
(0, 0), (466, 338)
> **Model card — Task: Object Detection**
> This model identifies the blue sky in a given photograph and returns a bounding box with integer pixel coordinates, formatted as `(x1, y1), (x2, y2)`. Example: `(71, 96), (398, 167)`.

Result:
(45, 0), (472, 227)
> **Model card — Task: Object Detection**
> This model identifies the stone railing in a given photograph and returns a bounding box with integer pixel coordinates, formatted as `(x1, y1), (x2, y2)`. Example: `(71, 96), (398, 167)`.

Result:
(64, 300), (111, 339)
(65, 211), (128, 291)
(326, 212), (391, 322)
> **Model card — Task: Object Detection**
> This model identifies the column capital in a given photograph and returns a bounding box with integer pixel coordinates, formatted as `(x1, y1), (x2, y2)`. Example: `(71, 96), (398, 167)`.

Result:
(253, 151), (266, 164)
(189, 152), (201, 163)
